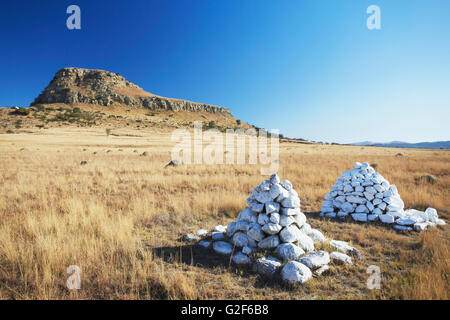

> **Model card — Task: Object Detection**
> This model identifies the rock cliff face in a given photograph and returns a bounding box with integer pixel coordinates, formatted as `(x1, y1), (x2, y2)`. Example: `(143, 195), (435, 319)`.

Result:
(31, 68), (230, 114)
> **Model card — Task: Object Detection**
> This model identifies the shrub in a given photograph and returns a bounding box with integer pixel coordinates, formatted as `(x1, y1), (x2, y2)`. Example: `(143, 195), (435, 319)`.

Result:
(11, 107), (30, 116)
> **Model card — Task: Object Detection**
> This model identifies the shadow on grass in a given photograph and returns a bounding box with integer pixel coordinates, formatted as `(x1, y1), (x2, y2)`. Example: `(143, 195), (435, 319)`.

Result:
(151, 243), (287, 289)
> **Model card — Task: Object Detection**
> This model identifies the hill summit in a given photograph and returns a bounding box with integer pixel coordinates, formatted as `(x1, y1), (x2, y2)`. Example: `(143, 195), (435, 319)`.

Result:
(31, 67), (230, 115)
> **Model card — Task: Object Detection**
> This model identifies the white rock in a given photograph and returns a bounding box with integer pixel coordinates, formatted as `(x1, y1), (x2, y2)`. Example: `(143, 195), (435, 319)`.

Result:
(352, 213), (368, 222)
(280, 225), (302, 243)
(213, 241), (233, 255)
(277, 243), (305, 261)
(387, 202), (404, 212)
(425, 208), (438, 223)
(325, 212), (337, 218)
(270, 173), (280, 184)
(364, 192), (375, 201)
(372, 198), (382, 206)
(436, 219), (446, 226)
(330, 251), (353, 265)
(390, 185), (399, 196)
(366, 201), (375, 212)
(374, 184), (384, 193)
(237, 207), (258, 223)
(355, 205), (369, 214)
(315, 265), (330, 276)
(381, 181), (390, 189)
(308, 229), (326, 243)
(372, 207), (383, 215)
(247, 223), (265, 241)
(280, 179), (292, 190)
(255, 190), (272, 203)
(262, 223), (282, 235)
(226, 221), (237, 237)
(213, 225), (227, 233)
(280, 207), (301, 216)
(396, 217), (420, 226)
(367, 214), (379, 222)
(257, 213), (269, 225)
(393, 225), (413, 231)
(212, 231), (225, 241)
(324, 192), (335, 200)
(268, 183), (283, 200)
(253, 257), (281, 278)
(196, 229), (208, 237)
(343, 185), (354, 193)
(281, 195), (300, 208)
(258, 235), (280, 249)
(383, 197), (393, 204)
(389, 211), (406, 219)
(270, 212), (280, 224)
(330, 240), (353, 253)
(293, 212), (307, 228)
(297, 233), (315, 252)
(232, 252), (251, 265)
(405, 209), (428, 222)
(281, 261), (312, 284)
(379, 214), (395, 224)
(265, 201), (280, 214)
(413, 222), (429, 232)
(377, 202), (387, 211)
(365, 186), (377, 195)
(235, 221), (250, 232)
(232, 232), (249, 247)
(249, 201), (264, 213)
(300, 223), (312, 235)
(298, 251), (330, 269)
(182, 233), (198, 242)
(275, 188), (290, 202)
(341, 202), (354, 213)
(279, 214), (295, 227)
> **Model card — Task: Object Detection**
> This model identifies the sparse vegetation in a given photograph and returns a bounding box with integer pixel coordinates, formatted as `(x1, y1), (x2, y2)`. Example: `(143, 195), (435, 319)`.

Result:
(10, 107), (30, 116)
(0, 127), (448, 299)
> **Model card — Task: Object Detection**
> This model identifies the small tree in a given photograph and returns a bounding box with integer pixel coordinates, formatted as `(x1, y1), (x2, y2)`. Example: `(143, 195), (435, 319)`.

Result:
(105, 128), (111, 137)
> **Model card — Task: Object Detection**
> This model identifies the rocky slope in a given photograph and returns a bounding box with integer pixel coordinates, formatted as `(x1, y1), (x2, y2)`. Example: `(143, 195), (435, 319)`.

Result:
(31, 68), (230, 114)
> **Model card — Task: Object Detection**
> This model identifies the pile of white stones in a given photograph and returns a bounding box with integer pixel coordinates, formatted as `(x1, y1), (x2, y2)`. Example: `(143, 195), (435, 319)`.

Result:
(184, 174), (360, 284)
(320, 162), (446, 231)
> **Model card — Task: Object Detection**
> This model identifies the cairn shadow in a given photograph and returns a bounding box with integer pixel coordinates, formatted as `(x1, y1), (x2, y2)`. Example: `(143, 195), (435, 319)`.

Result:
(151, 244), (288, 289)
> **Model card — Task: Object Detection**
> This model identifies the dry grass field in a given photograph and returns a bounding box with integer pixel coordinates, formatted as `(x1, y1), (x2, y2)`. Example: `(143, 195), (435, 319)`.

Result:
(0, 127), (448, 300)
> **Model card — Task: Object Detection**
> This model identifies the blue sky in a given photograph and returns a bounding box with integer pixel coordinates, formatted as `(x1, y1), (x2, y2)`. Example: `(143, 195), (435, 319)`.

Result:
(0, 0), (449, 143)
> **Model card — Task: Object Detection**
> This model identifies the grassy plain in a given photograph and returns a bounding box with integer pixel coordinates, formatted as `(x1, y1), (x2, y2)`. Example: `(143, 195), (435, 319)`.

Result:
(0, 126), (448, 299)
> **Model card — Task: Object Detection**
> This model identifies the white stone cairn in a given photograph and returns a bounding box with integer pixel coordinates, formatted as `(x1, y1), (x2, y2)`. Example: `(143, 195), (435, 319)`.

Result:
(183, 174), (359, 285)
(320, 162), (446, 231)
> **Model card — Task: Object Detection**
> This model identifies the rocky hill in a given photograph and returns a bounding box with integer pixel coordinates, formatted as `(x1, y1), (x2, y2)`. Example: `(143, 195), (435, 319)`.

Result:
(32, 67), (230, 115)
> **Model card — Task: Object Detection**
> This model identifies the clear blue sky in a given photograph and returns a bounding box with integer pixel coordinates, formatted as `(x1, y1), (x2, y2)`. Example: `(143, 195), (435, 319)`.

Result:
(1, 0), (449, 143)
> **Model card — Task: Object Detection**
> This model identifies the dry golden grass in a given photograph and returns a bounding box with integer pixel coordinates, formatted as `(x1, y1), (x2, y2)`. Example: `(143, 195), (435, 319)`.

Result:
(0, 127), (448, 299)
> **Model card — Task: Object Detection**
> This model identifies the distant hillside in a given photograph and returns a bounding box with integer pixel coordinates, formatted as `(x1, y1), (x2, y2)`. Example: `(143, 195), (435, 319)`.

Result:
(0, 68), (251, 133)
(32, 67), (230, 115)
(350, 140), (450, 149)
